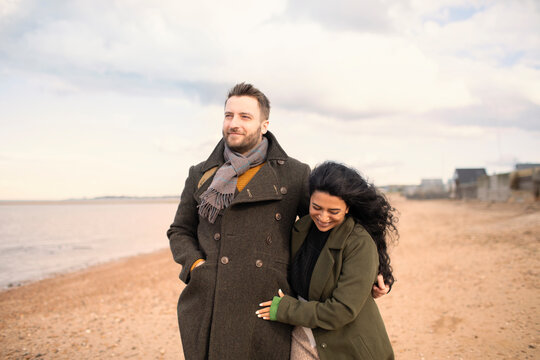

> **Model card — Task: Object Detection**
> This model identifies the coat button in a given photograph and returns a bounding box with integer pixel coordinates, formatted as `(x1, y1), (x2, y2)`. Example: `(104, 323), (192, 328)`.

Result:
(214, 233), (221, 241)
(280, 186), (287, 195)
(220, 256), (229, 265)
(266, 235), (272, 245)
(275, 213), (282, 221)
(321, 343), (327, 349)
(255, 260), (263, 268)
(277, 160), (285, 165)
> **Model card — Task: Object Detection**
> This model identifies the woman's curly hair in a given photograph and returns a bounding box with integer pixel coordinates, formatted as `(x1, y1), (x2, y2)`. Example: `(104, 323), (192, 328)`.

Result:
(309, 161), (399, 289)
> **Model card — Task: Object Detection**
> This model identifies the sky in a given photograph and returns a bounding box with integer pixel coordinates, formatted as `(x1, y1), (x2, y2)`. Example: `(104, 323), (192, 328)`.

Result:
(1, 0), (539, 200)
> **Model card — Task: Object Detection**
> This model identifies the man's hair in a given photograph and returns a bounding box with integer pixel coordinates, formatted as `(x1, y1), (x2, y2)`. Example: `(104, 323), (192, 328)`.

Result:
(226, 82), (271, 120)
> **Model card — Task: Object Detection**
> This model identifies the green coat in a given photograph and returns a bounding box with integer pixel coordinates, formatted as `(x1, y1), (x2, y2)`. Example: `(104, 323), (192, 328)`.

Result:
(276, 216), (394, 360)
(167, 132), (310, 360)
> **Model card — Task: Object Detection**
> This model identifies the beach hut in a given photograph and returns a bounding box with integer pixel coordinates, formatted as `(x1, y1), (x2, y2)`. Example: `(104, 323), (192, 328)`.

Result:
(515, 163), (540, 171)
(509, 164), (540, 202)
(477, 172), (511, 202)
(452, 168), (487, 199)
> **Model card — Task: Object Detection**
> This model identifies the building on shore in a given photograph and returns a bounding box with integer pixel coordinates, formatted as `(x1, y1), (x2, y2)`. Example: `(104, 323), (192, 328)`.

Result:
(478, 172), (511, 202)
(386, 163), (538, 202)
(404, 179), (448, 199)
(474, 164), (540, 202)
(515, 163), (540, 171)
(509, 164), (540, 202)
(452, 168), (487, 199)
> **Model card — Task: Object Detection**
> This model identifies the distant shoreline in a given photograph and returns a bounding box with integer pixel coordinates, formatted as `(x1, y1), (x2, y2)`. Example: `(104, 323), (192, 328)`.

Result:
(0, 200), (178, 290)
(1, 247), (171, 291)
(0, 197), (180, 205)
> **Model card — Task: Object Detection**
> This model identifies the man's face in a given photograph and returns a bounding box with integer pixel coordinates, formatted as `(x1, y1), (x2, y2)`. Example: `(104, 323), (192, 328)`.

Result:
(223, 96), (269, 155)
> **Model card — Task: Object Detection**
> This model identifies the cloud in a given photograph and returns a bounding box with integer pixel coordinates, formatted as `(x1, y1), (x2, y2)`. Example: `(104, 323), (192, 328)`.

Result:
(486, 155), (519, 169)
(2, 0), (538, 124)
(1, 0), (540, 198)
(0, 1), (475, 119)
(426, 96), (540, 131)
(284, 0), (396, 33)
(421, 3), (485, 26)
(416, 1), (540, 68)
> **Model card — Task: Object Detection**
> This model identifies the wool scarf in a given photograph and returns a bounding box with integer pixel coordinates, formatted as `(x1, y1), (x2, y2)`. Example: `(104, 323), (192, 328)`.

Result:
(198, 137), (268, 223)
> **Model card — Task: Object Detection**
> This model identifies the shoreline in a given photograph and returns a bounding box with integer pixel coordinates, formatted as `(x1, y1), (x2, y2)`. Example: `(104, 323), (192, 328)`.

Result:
(0, 198), (180, 206)
(0, 246), (171, 292)
(0, 200), (178, 293)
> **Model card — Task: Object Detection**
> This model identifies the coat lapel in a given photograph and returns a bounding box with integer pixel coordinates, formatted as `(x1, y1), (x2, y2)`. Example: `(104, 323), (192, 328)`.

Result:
(324, 216), (355, 250)
(291, 216), (313, 258)
(308, 217), (356, 301)
(308, 247), (335, 301)
(231, 163), (283, 205)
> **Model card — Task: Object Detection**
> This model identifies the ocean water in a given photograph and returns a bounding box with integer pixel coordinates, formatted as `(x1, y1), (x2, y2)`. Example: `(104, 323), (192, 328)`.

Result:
(0, 201), (179, 289)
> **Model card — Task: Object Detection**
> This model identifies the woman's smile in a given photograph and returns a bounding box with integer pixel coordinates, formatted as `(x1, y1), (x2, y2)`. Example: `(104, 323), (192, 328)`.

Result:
(309, 191), (349, 232)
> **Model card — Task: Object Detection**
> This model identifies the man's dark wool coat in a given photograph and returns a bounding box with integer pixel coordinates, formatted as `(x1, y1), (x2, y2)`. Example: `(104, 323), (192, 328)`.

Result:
(167, 132), (310, 360)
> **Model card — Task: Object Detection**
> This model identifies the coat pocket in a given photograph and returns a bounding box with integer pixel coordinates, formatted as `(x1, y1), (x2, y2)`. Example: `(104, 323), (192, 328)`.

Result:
(178, 263), (214, 317)
(177, 263), (215, 359)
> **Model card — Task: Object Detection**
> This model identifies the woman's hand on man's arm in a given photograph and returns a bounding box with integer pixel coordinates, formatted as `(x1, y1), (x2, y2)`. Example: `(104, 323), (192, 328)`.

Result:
(257, 289), (285, 320)
(372, 274), (390, 299)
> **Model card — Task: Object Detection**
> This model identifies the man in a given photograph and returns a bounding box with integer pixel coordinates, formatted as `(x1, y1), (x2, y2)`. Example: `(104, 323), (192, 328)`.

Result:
(167, 83), (388, 359)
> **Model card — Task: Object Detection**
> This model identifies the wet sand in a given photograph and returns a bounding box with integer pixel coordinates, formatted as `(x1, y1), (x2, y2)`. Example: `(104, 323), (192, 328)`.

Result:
(0, 197), (538, 359)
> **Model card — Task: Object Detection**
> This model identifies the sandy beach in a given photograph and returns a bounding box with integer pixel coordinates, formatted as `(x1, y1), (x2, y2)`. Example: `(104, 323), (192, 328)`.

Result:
(1, 197), (538, 359)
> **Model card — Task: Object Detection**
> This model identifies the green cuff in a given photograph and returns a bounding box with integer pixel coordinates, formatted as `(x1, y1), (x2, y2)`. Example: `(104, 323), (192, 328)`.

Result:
(269, 296), (282, 321)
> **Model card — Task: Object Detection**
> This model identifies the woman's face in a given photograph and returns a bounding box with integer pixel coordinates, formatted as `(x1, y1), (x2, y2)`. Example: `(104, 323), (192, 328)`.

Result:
(309, 191), (349, 232)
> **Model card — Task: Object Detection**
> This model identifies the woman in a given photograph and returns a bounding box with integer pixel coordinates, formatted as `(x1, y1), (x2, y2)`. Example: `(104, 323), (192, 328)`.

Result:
(257, 161), (397, 360)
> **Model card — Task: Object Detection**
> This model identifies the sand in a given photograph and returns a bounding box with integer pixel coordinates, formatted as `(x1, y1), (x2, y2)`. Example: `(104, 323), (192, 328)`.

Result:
(0, 197), (538, 359)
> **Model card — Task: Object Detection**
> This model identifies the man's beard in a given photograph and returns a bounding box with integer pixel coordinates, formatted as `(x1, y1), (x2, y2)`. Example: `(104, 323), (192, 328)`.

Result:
(224, 130), (262, 155)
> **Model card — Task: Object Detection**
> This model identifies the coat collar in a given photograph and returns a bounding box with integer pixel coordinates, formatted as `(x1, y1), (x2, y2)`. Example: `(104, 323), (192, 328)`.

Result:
(291, 216), (357, 301)
(201, 131), (288, 172)
(291, 216), (356, 257)
(231, 162), (283, 204)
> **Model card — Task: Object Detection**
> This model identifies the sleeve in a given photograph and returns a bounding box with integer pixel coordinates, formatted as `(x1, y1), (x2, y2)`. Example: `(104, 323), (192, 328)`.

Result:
(275, 231), (379, 330)
(167, 165), (206, 284)
(269, 296), (283, 321)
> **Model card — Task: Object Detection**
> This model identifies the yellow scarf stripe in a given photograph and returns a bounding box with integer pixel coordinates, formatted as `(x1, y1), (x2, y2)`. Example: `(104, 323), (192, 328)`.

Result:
(236, 163), (265, 192)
